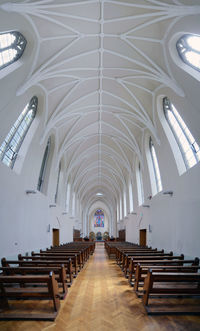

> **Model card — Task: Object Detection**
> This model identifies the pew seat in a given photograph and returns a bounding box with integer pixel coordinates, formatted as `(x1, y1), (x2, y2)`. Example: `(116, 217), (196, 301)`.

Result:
(142, 270), (200, 315)
(0, 266), (68, 299)
(0, 272), (60, 320)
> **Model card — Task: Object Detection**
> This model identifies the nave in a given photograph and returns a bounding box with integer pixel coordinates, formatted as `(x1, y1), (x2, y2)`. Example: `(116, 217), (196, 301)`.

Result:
(1, 243), (200, 331)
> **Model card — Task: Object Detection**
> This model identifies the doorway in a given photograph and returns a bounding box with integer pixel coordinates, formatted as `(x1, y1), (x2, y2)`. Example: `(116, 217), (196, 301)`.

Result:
(139, 229), (146, 247)
(52, 228), (59, 246)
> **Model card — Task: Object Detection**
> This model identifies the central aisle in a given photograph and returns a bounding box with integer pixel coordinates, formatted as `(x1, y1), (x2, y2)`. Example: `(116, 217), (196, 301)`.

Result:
(56, 242), (146, 331)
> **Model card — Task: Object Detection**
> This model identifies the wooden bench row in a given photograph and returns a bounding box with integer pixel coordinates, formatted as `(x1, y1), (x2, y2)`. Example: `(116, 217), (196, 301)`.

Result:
(106, 241), (200, 314)
(0, 241), (95, 320)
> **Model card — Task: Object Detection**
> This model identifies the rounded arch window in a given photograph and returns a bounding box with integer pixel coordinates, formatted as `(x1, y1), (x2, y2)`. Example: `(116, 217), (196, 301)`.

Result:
(176, 34), (200, 72)
(163, 97), (200, 170)
(0, 96), (38, 169)
(94, 209), (104, 228)
(149, 137), (162, 194)
(0, 31), (27, 70)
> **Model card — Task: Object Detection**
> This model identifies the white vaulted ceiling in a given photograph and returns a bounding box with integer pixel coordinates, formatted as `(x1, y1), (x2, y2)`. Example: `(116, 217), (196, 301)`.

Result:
(1, 0), (200, 211)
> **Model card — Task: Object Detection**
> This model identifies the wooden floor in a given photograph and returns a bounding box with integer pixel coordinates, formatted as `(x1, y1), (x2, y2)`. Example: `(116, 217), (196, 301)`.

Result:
(1, 243), (200, 331)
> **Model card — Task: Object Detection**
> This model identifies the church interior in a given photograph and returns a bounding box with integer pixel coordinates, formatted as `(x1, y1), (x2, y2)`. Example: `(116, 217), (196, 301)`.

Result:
(0, 0), (200, 329)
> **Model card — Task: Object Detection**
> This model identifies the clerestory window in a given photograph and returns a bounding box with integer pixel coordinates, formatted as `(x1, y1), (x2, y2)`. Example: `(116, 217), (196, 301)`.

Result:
(0, 31), (27, 70)
(54, 161), (61, 203)
(176, 34), (200, 72)
(129, 180), (134, 213)
(163, 97), (200, 170)
(37, 137), (51, 192)
(0, 96), (38, 168)
(149, 137), (162, 194)
(136, 161), (144, 206)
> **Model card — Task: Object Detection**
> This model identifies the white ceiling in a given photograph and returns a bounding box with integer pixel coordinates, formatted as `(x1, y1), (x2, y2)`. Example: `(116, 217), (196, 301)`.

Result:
(2, 0), (200, 209)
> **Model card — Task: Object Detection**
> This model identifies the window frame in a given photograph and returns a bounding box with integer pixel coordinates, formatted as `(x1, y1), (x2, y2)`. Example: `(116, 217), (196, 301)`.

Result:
(37, 137), (51, 192)
(0, 96), (38, 169)
(176, 34), (200, 73)
(163, 97), (200, 170)
(149, 137), (162, 194)
(128, 179), (134, 213)
(0, 31), (27, 71)
(54, 161), (61, 203)
(136, 161), (144, 206)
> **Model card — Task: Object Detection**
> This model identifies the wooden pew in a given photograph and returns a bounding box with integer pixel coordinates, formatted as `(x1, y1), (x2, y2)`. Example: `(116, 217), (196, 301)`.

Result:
(123, 251), (173, 276)
(0, 266), (68, 299)
(18, 254), (78, 277)
(2, 258), (73, 286)
(54, 242), (95, 256)
(134, 260), (200, 295)
(142, 269), (200, 315)
(105, 242), (142, 258)
(0, 272), (60, 320)
(116, 248), (159, 266)
(128, 255), (186, 285)
(39, 250), (84, 267)
(30, 252), (81, 272)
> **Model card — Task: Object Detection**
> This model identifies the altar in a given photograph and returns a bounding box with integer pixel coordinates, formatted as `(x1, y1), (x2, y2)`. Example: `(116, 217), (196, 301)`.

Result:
(96, 231), (102, 241)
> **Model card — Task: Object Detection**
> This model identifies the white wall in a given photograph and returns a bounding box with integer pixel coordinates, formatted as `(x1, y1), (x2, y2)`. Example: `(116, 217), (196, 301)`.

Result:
(0, 161), (74, 259)
(125, 162), (200, 259)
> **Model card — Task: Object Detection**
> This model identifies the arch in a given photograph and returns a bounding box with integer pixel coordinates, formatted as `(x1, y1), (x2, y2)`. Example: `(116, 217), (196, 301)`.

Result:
(87, 203), (112, 237)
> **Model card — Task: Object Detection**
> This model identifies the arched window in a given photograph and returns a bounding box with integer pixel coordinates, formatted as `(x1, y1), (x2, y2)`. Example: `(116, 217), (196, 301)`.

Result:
(0, 31), (26, 70)
(136, 162), (144, 206)
(149, 137), (162, 194)
(176, 34), (200, 72)
(94, 209), (104, 227)
(163, 97), (200, 170)
(0, 96), (37, 169)
(123, 189), (127, 217)
(119, 195), (123, 220)
(54, 161), (61, 203)
(117, 203), (120, 222)
(129, 180), (134, 213)
(66, 182), (71, 213)
(37, 137), (51, 192)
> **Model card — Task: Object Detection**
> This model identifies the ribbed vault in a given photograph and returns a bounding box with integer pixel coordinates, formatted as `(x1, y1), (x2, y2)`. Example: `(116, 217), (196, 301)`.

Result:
(1, 0), (200, 217)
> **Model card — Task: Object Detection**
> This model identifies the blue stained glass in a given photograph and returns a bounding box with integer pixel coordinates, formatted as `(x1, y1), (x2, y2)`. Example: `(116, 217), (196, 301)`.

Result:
(94, 209), (104, 227)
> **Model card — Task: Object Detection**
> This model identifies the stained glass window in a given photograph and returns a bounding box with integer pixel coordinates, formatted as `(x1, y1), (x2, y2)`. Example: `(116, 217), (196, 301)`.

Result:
(94, 209), (104, 227)
(0, 31), (26, 70)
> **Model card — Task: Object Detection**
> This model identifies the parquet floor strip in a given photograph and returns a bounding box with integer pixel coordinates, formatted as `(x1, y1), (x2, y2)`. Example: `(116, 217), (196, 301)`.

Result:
(0, 243), (200, 330)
